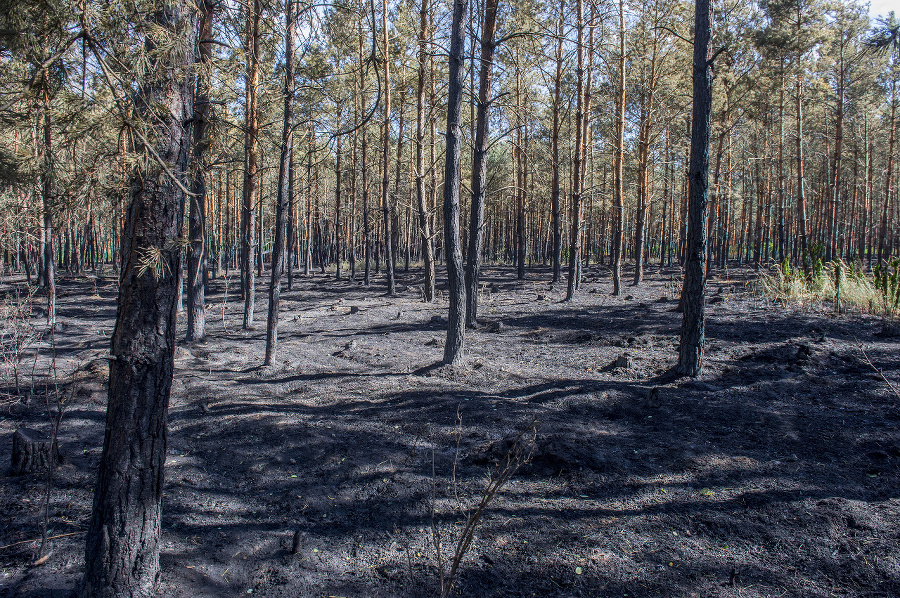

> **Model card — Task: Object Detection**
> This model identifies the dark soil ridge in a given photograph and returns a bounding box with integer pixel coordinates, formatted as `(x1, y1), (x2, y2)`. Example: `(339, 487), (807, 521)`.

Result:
(1, 265), (898, 597)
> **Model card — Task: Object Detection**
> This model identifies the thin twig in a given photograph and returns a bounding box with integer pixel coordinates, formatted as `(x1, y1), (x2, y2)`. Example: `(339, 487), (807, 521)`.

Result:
(439, 418), (537, 598)
(430, 447), (445, 595)
(859, 344), (900, 402)
(0, 531), (84, 552)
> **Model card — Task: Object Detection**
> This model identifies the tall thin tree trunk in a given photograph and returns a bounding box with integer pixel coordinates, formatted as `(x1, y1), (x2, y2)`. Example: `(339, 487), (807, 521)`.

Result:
(566, 0), (587, 301)
(827, 40), (845, 262)
(186, 0), (215, 342)
(861, 116), (871, 264)
(241, 0), (261, 329)
(415, 0), (435, 301)
(358, 21), (371, 286)
(794, 10), (809, 265)
(879, 80), (896, 263)
(633, 28), (659, 286)
(304, 128), (313, 276)
(677, 0), (713, 377)
(335, 123), (343, 280)
(465, 0), (498, 327)
(264, 0), (294, 366)
(550, 0), (565, 283)
(442, 0), (469, 364)
(612, 0), (626, 296)
(777, 68), (787, 262)
(381, 0), (395, 294)
(40, 76), (55, 328)
(514, 51), (526, 280)
(287, 149), (295, 288)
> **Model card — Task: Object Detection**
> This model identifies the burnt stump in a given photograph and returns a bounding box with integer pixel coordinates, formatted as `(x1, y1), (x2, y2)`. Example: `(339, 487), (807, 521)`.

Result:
(10, 428), (58, 475)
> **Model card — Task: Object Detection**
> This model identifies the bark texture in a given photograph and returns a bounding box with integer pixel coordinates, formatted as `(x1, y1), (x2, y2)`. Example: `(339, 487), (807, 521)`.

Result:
(465, 0), (498, 327)
(677, 0), (713, 377)
(414, 0), (435, 302)
(264, 0), (294, 366)
(442, 0), (469, 364)
(186, 0), (215, 342)
(79, 2), (197, 595)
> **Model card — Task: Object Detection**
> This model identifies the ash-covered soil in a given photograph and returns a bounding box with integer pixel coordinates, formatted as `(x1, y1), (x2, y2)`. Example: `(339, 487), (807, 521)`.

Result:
(1, 264), (899, 597)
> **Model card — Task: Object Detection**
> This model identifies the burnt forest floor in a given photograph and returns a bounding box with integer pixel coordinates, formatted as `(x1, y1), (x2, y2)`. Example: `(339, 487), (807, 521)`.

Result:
(1, 264), (899, 598)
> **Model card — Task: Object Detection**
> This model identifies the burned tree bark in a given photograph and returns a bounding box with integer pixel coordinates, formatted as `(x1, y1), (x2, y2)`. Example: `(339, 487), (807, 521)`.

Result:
(264, 0), (294, 367)
(79, 2), (197, 595)
(186, 0), (215, 342)
(442, 0), (469, 364)
(241, 0), (261, 329)
(612, 0), (627, 296)
(11, 427), (58, 475)
(380, 0), (396, 295)
(465, 0), (498, 327)
(677, 0), (713, 377)
(415, 0), (435, 302)
(565, 0), (586, 301)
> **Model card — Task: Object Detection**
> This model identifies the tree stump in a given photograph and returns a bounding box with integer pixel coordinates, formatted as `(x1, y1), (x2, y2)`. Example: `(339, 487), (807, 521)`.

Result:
(11, 428), (58, 475)
(613, 354), (633, 369)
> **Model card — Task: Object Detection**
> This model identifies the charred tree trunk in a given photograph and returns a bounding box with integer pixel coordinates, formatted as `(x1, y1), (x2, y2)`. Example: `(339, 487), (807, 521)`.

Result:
(357, 21), (371, 286)
(565, 0), (586, 301)
(550, 0), (565, 283)
(40, 75), (56, 328)
(241, 0), (261, 329)
(415, 0), (435, 301)
(612, 0), (626, 296)
(465, 0), (498, 327)
(381, 0), (395, 295)
(264, 0), (294, 366)
(186, 0), (215, 342)
(79, 3), (196, 595)
(335, 123), (343, 280)
(677, 0), (713, 377)
(442, 0), (468, 364)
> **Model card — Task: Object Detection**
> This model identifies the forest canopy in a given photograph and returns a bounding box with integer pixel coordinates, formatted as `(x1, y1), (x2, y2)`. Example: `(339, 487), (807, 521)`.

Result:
(0, 0), (896, 291)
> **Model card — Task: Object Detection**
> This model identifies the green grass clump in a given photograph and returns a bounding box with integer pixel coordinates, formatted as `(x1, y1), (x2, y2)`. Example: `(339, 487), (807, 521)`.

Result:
(751, 256), (896, 317)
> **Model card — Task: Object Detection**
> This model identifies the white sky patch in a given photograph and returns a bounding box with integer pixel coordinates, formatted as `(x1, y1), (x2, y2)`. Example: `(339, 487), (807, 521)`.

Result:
(868, 0), (897, 19)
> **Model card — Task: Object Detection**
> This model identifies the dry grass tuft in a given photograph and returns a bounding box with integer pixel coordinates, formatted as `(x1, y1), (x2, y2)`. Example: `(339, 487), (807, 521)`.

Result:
(750, 257), (896, 317)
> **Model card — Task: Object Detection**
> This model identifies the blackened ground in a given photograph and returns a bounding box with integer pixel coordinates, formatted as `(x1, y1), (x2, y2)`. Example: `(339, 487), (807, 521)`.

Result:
(1, 264), (898, 597)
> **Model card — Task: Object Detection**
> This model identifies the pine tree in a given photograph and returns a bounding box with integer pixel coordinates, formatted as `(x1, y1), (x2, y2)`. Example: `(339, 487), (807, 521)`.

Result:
(79, 1), (198, 594)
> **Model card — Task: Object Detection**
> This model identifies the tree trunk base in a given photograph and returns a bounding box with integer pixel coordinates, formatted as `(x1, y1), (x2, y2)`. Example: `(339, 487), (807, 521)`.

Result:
(11, 427), (58, 475)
